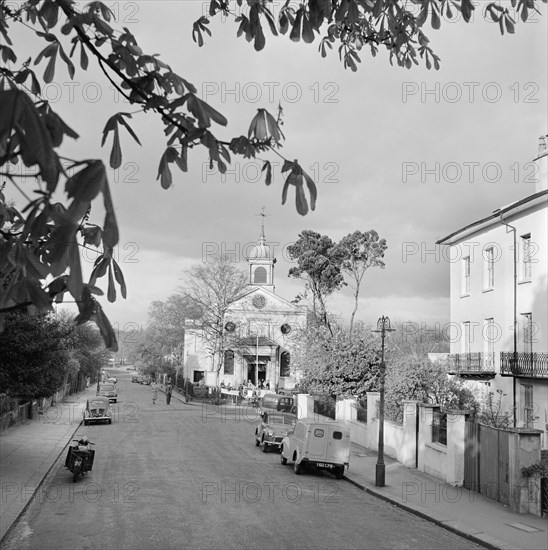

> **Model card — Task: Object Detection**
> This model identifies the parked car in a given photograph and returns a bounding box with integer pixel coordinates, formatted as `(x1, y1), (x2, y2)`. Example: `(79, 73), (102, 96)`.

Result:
(280, 419), (350, 479)
(83, 397), (112, 425)
(98, 383), (117, 403)
(131, 376), (139, 383)
(260, 393), (295, 413)
(255, 411), (296, 453)
(107, 377), (117, 384)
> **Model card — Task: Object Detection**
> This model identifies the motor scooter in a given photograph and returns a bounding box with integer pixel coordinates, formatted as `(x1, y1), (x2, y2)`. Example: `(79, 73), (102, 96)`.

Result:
(65, 437), (95, 482)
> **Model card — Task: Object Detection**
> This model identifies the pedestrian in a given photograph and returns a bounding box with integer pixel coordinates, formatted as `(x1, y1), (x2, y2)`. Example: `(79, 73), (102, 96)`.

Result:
(152, 382), (158, 404)
(166, 383), (173, 405)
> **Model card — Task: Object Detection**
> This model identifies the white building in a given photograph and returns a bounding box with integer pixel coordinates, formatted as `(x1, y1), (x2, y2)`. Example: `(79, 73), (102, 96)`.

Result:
(184, 225), (307, 390)
(437, 137), (548, 448)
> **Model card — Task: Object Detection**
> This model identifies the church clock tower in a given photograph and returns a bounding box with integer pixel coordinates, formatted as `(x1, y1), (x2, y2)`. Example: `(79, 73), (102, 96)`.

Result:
(246, 209), (276, 292)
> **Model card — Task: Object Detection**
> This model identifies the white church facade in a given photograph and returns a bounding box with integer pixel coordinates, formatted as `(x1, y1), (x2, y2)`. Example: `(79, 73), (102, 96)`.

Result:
(183, 226), (307, 391)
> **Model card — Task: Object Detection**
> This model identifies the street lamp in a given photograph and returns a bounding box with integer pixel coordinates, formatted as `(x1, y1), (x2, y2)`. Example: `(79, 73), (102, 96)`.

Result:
(372, 315), (395, 487)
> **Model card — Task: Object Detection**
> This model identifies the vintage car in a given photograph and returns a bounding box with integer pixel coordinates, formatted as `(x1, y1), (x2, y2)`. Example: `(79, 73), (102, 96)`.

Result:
(255, 411), (296, 453)
(98, 383), (117, 403)
(83, 397), (112, 425)
(131, 376), (139, 383)
(260, 393), (295, 413)
(280, 418), (350, 479)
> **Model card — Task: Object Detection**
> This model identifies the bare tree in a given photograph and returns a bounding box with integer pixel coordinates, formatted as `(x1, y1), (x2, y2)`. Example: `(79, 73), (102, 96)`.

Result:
(181, 256), (248, 388)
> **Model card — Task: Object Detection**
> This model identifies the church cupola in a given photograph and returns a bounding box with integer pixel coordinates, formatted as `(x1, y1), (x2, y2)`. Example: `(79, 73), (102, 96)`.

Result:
(247, 210), (276, 292)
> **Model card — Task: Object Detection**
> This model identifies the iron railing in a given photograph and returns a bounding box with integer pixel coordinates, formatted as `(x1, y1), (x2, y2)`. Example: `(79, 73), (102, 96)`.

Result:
(500, 352), (548, 378)
(447, 352), (496, 375)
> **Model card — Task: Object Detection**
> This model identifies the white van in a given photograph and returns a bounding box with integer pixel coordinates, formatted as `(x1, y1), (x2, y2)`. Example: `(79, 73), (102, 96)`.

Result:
(280, 418), (350, 479)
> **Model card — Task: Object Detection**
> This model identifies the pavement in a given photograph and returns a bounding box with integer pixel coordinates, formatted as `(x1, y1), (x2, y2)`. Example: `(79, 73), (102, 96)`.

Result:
(1, 387), (546, 549)
(344, 443), (548, 550)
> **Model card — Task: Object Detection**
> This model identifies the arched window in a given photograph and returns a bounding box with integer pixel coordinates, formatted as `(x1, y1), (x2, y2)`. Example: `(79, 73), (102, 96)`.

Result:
(254, 266), (267, 284)
(224, 350), (234, 375)
(280, 351), (290, 377)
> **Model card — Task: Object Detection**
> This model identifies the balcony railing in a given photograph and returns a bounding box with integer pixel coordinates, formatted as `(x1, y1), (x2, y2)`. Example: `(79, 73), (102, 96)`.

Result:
(447, 352), (496, 378)
(500, 352), (548, 378)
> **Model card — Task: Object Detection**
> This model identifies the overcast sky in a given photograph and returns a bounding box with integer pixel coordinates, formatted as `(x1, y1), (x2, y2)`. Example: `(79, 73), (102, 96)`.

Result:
(7, 1), (548, 336)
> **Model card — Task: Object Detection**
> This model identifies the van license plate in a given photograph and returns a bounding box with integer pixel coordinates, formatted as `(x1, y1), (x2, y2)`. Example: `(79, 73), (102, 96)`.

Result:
(316, 462), (333, 469)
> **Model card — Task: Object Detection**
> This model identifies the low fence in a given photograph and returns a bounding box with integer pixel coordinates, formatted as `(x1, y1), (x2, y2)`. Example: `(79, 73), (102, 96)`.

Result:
(0, 383), (72, 433)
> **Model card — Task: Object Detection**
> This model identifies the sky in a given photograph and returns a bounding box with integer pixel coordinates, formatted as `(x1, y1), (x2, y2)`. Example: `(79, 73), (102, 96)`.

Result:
(5, 1), (548, 339)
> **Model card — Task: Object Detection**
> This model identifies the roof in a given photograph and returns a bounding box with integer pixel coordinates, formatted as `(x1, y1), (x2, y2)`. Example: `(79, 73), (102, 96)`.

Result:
(437, 190), (548, 245)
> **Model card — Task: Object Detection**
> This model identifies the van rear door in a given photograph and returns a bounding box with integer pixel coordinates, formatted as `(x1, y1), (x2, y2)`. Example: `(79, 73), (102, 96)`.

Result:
(326, 426), (350, 463)
(305, 425), (329, 459)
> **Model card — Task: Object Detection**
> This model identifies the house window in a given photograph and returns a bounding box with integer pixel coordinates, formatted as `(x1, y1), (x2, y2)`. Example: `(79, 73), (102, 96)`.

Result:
(224, 350), (234, 375)
(484, 247), (495, 289)
(463, 322), (471, 354)
(521, 234), (532, 280)
(522, 313), (533, 354)
(462, 256), (471, 295)
(254, 266), (267, 284)
(483, 318), (495, 369)
(280, 351), (291, 377)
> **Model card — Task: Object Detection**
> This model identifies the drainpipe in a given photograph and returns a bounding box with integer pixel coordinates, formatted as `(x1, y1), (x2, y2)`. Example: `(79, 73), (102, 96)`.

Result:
(494, 209), (517, 427)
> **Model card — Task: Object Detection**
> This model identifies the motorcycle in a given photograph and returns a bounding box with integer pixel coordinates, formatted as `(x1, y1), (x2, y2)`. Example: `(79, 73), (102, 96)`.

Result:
(65, 436), (95, 482)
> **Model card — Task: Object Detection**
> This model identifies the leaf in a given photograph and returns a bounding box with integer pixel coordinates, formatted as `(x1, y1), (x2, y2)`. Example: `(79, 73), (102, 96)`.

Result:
(186, 94), (228, 128)
(107, 264), (116, 302)
(43, 48), (57, 83)
(80, 42), (89, 70)
(101, 179), (119, 249)
(81, 224), (102, 247)
(262, 160), (272, 186)
(110, 124), (122, 169)
(112, 259), (127, 299)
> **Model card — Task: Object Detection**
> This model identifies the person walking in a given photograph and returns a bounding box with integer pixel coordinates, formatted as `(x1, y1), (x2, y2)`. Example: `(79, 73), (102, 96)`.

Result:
(151, 382), (158, 404)
(166, 383), (173, 405)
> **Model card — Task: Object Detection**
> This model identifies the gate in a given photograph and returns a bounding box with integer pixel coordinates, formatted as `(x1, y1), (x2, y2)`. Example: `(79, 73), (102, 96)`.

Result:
(464, 419), (479, 492)
(464, 421), (509, 505)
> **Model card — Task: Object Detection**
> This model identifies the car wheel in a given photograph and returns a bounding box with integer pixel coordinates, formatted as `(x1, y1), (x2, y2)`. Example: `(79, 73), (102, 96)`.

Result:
(83, 420), (88, 426)
(335, 466), (344, 480)
(255, 437), (260, 447)
(108, 419), (112, 424)
(294, 458), (303, 475)
(262, 442), (269, 453)
(280, 448), (287, 465)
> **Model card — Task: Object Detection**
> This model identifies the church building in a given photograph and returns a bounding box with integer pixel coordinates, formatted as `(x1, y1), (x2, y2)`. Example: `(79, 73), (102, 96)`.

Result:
(184, 223), (307, 390)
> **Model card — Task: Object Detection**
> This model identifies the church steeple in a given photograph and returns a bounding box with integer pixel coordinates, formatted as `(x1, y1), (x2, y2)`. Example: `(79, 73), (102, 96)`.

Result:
(247, 208), (276, 292)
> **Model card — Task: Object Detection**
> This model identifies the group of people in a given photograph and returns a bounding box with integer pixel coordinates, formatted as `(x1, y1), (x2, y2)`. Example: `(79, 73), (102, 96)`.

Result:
(151, 381), (173, 405)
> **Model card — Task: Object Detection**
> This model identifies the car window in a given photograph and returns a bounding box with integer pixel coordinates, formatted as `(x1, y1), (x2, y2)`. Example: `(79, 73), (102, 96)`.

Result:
(314, 428), (325, 438)
(101, 385), (115, 391)
(332, 431), (343, 440)
(269, 415), (286, 424)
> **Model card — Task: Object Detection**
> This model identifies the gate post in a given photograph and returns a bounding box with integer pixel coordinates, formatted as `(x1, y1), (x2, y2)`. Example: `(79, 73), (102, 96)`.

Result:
(446, 410), (468, 486)
(507, 428), (542, 514)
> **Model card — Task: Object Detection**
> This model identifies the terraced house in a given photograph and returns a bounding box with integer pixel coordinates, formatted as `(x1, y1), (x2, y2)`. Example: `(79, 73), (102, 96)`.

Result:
(437, 137), (548, 449)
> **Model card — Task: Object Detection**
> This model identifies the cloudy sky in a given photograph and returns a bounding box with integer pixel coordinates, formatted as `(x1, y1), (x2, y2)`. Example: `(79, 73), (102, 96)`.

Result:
(7, 1), (548, 336)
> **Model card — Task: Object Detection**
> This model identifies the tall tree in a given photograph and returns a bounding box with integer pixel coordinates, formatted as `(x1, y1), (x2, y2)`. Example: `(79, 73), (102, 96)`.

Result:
(334, 230), (387, 334)
(0, 311), (71, 398)
(142, 294), (202, 381)
(0, 0), (540, 345)
(181, 256), (248, 388)
(287, 230), (344, 331)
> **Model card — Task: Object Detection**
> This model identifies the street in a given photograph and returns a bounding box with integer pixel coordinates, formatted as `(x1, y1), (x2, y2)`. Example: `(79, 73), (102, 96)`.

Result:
(2, 371), (482, 550)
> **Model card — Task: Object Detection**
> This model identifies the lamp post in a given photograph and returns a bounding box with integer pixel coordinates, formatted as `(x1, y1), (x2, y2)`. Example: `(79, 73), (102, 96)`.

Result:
(372, 316), (395, 487)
